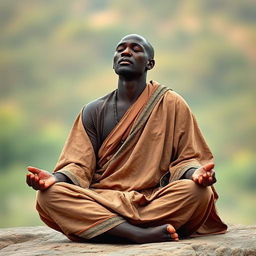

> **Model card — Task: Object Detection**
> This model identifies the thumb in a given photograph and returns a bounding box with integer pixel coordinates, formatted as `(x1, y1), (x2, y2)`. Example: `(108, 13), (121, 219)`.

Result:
(27, 166), (42, 174)
(202, 163), (215, 171)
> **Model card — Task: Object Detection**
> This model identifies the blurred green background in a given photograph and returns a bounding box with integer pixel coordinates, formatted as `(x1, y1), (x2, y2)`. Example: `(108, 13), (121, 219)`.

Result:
(0, 0), (255, 228)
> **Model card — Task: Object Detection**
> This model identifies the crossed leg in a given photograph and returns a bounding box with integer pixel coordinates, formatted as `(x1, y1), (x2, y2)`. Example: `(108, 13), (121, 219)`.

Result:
(36, 180), (213, 243)
(101, 179), (213, 243)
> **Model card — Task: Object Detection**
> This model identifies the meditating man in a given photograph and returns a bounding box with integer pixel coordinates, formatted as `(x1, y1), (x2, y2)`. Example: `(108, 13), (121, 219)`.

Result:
(26, 34), (227, 243)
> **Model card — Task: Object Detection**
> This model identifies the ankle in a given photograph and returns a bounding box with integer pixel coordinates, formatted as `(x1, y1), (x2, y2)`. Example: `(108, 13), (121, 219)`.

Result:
(132, 227), (153, 244)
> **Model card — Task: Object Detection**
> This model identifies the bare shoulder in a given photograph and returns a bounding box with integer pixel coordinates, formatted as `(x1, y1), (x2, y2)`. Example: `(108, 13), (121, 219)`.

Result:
(82, 91), (115, 117)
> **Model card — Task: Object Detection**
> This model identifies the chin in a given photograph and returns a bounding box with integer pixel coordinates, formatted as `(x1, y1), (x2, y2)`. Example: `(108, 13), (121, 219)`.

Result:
(115, 67), (140, 79)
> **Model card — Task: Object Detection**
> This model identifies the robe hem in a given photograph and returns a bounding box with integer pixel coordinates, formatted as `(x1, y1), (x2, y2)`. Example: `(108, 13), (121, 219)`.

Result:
(77, 216), (125, 239)
(56, 169), (82, 187)
(170, 163), (202, 183)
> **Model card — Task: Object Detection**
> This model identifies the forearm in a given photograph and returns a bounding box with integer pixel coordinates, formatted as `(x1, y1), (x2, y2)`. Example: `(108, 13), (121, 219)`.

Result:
(53, 172), (74, 184)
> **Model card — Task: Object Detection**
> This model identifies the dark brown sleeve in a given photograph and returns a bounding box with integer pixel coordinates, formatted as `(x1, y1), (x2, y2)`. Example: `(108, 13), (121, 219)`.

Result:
(82, 103), (99, 154)
(53, 172), (73, 184)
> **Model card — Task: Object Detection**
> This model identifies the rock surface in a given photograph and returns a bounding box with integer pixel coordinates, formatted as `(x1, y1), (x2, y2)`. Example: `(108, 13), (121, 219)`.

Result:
(0, 224), (255, 256)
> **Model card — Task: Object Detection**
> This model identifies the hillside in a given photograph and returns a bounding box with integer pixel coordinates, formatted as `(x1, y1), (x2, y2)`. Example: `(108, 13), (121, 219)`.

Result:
(0, 0), (255, 227)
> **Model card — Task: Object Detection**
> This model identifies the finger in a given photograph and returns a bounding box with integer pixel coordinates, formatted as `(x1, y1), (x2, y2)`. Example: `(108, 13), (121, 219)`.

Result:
(209, 170), (216, 183)
(212, 176), (217, 184)
(30, 174), (36, 189)
(26, 174), (32, 186)
(34, 175), (39, 186)
(202, 177), (209, 186)
(32, 175), (40, 190)
(27, 166), (41, 174)
(34, 175), (43, 190)
(203, 180), (210, 187)
(198, 176), (203, 184)
(39, 180), (46, 190)
(199, 176), (208, 187)
(192, 175), (198, 183)
(203, 176), (216, 187)
(202, 163), (215, 172)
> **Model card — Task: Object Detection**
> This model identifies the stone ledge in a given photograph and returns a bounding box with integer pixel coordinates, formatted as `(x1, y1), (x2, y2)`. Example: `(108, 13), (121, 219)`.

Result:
(0, 224), (255, 256)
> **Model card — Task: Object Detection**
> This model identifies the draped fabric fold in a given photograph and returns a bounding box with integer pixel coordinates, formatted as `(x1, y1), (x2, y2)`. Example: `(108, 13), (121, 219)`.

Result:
(38, 81), (227, 240)
(98, 81), (159, 167)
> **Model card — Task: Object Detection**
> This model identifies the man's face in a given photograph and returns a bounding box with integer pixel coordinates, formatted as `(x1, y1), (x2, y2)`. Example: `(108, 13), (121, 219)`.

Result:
(113, 36), (152, 78)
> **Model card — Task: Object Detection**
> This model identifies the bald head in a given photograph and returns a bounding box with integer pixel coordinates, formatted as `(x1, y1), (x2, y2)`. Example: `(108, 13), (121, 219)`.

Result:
(113, 34), (155, 78)
(118, 34), (154, 60)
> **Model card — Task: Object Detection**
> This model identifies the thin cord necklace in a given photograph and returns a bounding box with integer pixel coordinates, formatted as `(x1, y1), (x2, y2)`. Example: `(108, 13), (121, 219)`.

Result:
(113, 90), (119, 125)
(113, 90), (125, 145)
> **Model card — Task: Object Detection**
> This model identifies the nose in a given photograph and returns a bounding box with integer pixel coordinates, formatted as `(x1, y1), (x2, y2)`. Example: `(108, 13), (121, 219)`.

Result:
(121, 47), (132, 57)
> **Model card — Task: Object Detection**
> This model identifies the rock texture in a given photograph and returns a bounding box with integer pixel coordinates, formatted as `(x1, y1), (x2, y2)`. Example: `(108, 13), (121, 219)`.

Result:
(0, 224), (255, 256)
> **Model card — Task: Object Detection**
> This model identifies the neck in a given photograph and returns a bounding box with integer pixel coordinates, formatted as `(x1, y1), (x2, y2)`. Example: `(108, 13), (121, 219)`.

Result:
(117, 74), (147, 103)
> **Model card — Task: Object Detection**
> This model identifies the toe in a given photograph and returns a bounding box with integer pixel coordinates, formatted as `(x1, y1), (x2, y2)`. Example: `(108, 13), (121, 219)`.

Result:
(171, 233), (179, 241)
(167, 224), (175, 233)
(167, 224), (179, 241)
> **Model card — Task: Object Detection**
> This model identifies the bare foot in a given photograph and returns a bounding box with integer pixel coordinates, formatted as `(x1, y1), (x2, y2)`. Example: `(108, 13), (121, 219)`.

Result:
(134, 224), (179, 244)
(105, 221), (179, 244)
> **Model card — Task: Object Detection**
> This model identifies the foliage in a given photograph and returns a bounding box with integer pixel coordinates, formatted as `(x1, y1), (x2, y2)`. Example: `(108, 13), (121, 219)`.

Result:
(0, 0), (255, 227)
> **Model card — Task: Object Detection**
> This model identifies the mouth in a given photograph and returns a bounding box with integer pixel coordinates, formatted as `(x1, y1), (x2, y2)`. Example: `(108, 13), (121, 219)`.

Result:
(118, 58), (133, 65)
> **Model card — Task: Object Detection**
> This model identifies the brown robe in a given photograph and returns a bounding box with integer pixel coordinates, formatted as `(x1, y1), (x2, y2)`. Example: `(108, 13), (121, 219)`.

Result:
(36, 81), (227, 240)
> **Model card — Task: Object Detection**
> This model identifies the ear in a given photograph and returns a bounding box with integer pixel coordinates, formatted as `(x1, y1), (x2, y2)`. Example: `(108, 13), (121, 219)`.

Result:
(146, 59), (155, 71)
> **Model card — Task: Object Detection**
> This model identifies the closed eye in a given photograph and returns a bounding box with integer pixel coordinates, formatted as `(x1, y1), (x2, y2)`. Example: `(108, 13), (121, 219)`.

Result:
(133, 45), (143, 52)
(116, 46), (124, 52)
(115, 43), (144, 53)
